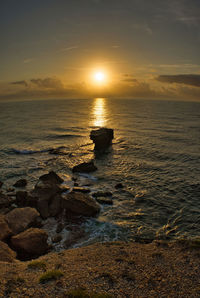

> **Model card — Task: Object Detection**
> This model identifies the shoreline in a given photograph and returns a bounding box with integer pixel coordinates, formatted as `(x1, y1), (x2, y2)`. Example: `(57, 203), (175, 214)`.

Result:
(0, 240), (200, 297)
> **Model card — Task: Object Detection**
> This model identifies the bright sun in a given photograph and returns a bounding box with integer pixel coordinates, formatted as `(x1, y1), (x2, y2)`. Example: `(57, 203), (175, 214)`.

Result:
(92, 70), (107, 85)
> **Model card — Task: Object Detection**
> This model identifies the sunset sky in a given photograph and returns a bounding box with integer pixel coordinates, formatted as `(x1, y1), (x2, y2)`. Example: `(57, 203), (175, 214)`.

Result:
(1, 0), (200, 101)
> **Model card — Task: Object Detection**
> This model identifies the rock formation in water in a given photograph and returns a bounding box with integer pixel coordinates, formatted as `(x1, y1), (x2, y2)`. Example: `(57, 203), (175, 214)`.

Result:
(90, 127), (114, 151)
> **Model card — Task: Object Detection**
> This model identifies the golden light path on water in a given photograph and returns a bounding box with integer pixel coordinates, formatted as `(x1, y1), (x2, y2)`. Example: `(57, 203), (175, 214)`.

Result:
(92, 98), (107, 127)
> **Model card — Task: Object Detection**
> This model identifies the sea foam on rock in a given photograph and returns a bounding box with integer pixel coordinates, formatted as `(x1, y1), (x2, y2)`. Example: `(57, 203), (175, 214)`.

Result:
(90, 127), (114, 151)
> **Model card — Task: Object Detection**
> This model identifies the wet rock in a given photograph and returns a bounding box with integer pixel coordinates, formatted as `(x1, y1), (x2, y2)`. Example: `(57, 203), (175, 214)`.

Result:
(96, 197), (113, 205)
(48, 194), (62, 217)
(74, 182), (79, 186)
(11, 228), (48, 259)
(90, 127), (114, 151)
(0, 215), (12, 240)
(93, 191), (112, 198)
(13, 179), (27, 188)
(16, 191), (28, 207)
(5, 207), (40, 235)
(115, 183), (124, 189)
(39, 171), (63, 184)
(56, 222), (64, 233)
(0, 181), (3, 188)
(62, 191), (100, 217)
(72, 161), (97, 173)
(52, 234), (62, 243)
(0, 241), (16, 262)
(72, 187), (91, 193)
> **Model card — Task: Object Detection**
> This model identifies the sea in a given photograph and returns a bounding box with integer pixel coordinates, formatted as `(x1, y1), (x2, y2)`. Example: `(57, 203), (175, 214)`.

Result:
(0, 97), (200, 250)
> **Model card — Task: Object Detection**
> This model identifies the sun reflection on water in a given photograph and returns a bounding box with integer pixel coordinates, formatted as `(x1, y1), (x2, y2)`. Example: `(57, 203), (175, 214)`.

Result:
(92, 98), (107, 127)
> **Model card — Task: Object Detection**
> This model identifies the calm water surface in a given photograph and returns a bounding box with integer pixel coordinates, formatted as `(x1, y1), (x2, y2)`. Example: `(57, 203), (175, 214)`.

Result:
(0, 98), (200, 248)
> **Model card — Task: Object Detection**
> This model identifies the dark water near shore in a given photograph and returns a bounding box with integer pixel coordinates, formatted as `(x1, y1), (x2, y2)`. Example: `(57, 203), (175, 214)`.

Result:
(0, 98), (200, 249)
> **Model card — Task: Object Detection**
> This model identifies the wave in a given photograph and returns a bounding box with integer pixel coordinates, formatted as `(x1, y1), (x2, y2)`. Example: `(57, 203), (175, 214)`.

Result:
(46, 134), (84, 139)
(11, 148), (49, 155)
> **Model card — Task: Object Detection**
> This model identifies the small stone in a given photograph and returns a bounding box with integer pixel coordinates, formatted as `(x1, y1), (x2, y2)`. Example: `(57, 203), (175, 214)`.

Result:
(13, 179), (27, 188)
(115, 183), (124, 189)
(72, 161), (97, 173)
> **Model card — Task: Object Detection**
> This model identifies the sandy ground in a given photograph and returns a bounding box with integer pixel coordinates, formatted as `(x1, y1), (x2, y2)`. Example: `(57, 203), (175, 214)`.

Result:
(0, 241), (200, 297)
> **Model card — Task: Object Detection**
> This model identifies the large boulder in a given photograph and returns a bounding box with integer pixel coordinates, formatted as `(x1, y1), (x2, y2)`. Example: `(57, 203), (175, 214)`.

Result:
(72, 161), (97, 173)
(0, 241), (16, 262)
(5, 207), (40, 235)
(62, 191), (100, 217)
(90, 127), (114, 151)
(11, 228), (48, 258)
(0, 215), (12, 240)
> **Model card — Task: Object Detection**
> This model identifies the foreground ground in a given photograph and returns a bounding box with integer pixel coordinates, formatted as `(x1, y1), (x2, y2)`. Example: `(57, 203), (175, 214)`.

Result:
(0, 241), (200, 297)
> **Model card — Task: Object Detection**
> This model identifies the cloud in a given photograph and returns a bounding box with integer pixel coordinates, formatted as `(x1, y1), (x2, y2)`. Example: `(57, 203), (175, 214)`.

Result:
(59, 46), (78, 52)
(30, 77), (64, 89)
(156, 74), (200, 87)
(10, 80), (28, 87)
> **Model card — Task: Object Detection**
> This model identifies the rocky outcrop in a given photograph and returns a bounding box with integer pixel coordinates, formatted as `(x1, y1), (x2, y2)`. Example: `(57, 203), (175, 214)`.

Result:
(5, 207), (40, 235)
(72, 161), (97, 173)
(11, 228), (48, 259)
(29, 171), (65, 219)
(0, 241), (16, 262)
(13, 179), (27, 188)
(90, 127), (114, 151)
(0, 215), (12, 240)
(62, 191), (100, 217)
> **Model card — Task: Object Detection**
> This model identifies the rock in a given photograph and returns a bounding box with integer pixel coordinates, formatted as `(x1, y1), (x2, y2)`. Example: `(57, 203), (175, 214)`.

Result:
(74, 182), (79, 186)
(0, 215), (12, 240)
(90, 127), (114, 151)
(96, 197), (113, 205)
(72, 187), (91, 193)
(5, 207), (40, 235)
(62, 191), (100, 217)
(0, 181), (3, 188)
(56, 223), (64, 233)
(16, 191), (28, 207)
(39, 171), (63, 184)
(13, 179), (27, 188)
(52, 234), (62, 243)
(11, 228), (48, 258)
(0, 241), (16, 262)
(72, 161), (97, 173)
(0, 192), (14, 208)
(48, 194), (62, 217)
(115, 183), (124, 189)
(92, 191), (112, 198)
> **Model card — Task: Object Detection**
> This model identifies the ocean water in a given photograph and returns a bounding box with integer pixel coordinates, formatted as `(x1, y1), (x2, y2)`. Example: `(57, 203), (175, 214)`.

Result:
(0, 98), (200, 248)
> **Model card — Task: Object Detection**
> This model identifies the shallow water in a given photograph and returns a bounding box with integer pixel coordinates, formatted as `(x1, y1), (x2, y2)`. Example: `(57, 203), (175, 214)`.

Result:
(0, 98), (200, 248)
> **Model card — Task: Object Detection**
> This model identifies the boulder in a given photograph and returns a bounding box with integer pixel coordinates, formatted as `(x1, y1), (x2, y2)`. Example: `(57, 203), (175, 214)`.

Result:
(39, 171), (63, 184)
(0, 181), (3, 188)
(72, 161), (97, 173)
(48, 194), (62, 217)
(0, 241), (16, 262)
(90, 127), (114, 151)
(13, 179), (27, 188)
(62, 191), (100, 217)
(0, 215), (12, 240)
(0, 192), (14, 208)
(16, 191), (28, 207)
(11, 228), (48, 258)
(5, 207), (40, 235)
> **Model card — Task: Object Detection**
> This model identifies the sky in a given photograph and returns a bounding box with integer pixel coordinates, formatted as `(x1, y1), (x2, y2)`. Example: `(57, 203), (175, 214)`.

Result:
(0, 0), (200, 101)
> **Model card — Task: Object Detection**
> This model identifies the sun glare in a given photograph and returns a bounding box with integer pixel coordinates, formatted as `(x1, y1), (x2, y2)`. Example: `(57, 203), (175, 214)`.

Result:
(92, 70), (108, 85)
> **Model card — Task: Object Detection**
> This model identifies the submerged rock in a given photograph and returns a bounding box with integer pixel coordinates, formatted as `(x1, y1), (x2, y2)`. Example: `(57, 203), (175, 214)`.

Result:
(0, 215), (12, 240)
(5, 207), (40, 235)
(90, 127), (114, 151)
(13, 179), (27, 188)
(0, 241), (16, 262)
(72, 161), (97, 173)
(62, 191), (100, 217)
(93, 191), (112, 198)
(11, 228), (48, 258)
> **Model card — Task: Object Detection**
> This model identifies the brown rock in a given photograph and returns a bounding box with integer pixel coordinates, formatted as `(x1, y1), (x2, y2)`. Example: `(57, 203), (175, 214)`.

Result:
(11, 228), (48, 258)
(16, 191), (28, 207)
(52, 234), (62, 243)
(72, 187), (91, 193)
(0, 215), (12, 240)
(62, 191), (100, 217)
(90, 127), (114, 151)
(72, 161), (97, 173)
(5, 207), (40, 235)
(0, 181), (3, 188)
(39, 171), (63, 184)
(13, 179), (27, 188)
(0, 241), (16, 262)
(49, 194), (62, 217)
(96, 197), (113, 205)
(92, 191), (112, 198)
(0, 192), (14, 208)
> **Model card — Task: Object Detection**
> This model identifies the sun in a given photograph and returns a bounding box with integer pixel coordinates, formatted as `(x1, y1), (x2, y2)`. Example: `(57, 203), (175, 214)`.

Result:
(92, 70), (107, 85)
